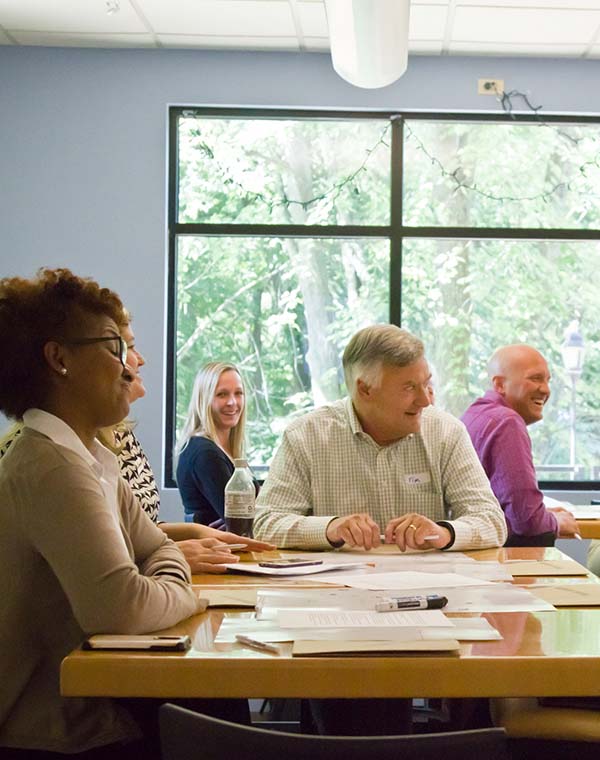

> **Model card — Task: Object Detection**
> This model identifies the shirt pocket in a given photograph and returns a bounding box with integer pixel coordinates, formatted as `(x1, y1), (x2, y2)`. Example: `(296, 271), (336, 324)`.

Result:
(401, 482), (444, 517)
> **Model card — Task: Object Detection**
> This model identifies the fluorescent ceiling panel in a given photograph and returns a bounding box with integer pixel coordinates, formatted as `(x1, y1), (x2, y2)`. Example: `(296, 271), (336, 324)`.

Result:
(0, 0), (145, 33)
(410, 4), (447, 38)
(138, 0), (296, 36)
(450, 41), (588, 56)
(456, 0), (600, 8)
(10, 30), (156, 47)
(453, 7), (600, 44)
(304, 36), (330, 50)
(297, 0), (328, 36)
(156, 33), (299, 49)
(156, 34), (299, 51)
(410, 39), (444, 53)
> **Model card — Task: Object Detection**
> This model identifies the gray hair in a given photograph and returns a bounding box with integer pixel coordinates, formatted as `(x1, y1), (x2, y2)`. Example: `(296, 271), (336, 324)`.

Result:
(342, 324), (424, 393)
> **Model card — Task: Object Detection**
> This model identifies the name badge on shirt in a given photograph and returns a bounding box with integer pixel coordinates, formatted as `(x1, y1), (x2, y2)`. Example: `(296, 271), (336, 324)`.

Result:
(405, 472), (431, 485)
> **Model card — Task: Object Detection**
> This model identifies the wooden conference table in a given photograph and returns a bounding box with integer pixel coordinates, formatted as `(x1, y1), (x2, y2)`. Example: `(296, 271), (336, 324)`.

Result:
(576, 519), (600, 539)
(61, 546), (600, 701)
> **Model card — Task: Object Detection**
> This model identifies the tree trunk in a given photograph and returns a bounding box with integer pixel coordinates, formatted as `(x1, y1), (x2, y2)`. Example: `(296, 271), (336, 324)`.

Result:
(280, 126), (341, 404)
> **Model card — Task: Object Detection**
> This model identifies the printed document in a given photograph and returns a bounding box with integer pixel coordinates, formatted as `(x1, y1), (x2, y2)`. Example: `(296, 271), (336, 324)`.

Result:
(276, 609), (453, 629)
(315, 570), (496, 590)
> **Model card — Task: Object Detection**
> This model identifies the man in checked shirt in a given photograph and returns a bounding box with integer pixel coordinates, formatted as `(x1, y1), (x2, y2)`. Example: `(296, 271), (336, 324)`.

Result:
(254, 324), (507, 552)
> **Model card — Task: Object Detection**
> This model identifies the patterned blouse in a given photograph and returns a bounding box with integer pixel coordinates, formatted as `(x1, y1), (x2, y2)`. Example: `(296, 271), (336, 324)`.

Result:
(113, 427), (160, 522)
(0, 422), (160, 522)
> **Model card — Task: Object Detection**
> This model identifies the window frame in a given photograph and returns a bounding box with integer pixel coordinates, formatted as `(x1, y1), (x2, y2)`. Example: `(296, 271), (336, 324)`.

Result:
(166, 106), (600, 490)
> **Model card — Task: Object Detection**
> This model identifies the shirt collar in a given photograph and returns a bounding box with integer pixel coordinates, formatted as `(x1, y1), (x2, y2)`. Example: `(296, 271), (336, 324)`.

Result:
(345, 397), (365, 435)
(344, 396), (417, 446)
(22, 408), (116, 476)
(484, 389), (508, 407)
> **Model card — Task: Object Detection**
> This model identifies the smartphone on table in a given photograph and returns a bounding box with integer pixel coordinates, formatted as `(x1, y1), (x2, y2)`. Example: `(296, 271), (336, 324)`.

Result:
(258, 559), (323, 568)
(82, 635), (192, 651)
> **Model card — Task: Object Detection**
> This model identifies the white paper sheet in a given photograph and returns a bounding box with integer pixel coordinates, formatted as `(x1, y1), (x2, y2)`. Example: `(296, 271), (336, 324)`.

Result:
(223, 561), (370, 576)
(442, 584), (555, 613)
(339, 547), (477, 562)
(214, 615), (501, 643)
(314, 570), (496, 591)
(421, 618), (502, 641)
(292, 639), (461, 655)
(276, 609), (453, 629)
(544, 496), (600, 519)
(271, 550), (477, 572)
(255, 584), (552, 617)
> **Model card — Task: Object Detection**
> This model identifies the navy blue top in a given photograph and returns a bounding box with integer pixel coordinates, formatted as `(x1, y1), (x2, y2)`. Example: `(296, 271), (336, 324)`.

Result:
(176, 436), (234, 525)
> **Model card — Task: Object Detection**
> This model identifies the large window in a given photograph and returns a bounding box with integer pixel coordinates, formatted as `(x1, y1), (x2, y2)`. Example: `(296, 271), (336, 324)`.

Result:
(167, 108), (600, 487)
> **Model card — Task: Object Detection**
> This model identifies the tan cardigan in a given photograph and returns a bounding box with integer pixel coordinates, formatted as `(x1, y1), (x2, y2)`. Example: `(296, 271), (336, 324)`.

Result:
(0, 428), (203, 753)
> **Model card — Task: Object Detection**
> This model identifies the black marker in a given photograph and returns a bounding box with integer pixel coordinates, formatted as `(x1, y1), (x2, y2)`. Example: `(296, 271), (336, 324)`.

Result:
(375, 594), (448, 612)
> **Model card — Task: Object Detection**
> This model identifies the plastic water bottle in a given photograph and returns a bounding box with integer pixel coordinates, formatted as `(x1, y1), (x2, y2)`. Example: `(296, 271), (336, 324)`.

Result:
(224, 459), (255, 537)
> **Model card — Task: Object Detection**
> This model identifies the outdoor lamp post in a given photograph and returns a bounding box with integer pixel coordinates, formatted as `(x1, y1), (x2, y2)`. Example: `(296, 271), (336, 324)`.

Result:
(560, 320), (585, 475)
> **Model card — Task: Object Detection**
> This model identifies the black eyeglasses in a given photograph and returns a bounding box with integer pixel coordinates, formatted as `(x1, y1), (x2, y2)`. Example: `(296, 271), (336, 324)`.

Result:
(63, 336), (128, 367)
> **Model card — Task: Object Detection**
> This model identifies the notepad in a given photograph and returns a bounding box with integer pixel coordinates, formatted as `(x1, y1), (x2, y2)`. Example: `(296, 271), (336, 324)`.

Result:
(316, 570), (495, 590)
(223, 561), (369, 576)
(199, 589), (258, 608)
(277, 609), (453, 629)
(545, 496), (600, 519)
(292, 639), (461, 656)
(529, 583), (600, 607)
(504, 560), (588, 577)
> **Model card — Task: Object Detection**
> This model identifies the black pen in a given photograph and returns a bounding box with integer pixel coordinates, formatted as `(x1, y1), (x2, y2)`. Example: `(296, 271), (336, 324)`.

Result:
(375, 594), (448, 612)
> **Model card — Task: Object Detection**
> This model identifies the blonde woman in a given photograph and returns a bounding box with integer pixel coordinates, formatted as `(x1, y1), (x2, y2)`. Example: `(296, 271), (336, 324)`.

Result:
(176, 362), (252, 526)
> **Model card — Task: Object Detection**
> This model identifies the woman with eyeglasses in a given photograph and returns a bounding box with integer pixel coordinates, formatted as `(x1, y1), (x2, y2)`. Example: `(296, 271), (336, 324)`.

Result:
(0, 321), (273, 574)
(0, 269), (207, 759)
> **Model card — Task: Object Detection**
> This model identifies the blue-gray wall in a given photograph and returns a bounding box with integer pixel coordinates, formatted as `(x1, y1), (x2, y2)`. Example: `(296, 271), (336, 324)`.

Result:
(1, 46), (599, 536)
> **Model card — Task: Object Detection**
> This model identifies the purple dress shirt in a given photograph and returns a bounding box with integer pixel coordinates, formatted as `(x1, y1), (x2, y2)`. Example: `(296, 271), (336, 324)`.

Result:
(461, 390), (558, 538)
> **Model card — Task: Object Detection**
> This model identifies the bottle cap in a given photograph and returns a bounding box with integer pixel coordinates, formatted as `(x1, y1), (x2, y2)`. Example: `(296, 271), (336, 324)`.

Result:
(233, 458), (248, 468)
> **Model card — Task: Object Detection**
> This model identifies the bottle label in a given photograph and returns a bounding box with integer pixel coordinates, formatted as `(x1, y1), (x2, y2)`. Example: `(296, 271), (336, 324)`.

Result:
(224, 493), (255, 518)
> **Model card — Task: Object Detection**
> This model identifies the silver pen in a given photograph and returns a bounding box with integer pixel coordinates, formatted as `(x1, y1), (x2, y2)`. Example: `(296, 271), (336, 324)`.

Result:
(379, 533), (440, 542)
(235, 634), (281, 655)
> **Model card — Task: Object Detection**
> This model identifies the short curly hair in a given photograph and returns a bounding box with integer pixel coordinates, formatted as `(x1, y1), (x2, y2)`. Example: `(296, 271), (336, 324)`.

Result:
(0, 268), (126, 419)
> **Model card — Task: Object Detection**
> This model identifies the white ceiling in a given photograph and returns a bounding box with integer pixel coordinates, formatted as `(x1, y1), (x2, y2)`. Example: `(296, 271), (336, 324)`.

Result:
(1, 0), (600, 58)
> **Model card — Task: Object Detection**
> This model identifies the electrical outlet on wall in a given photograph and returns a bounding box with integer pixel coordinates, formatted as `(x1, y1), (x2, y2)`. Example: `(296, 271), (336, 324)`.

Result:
(478, 79), (504, 95)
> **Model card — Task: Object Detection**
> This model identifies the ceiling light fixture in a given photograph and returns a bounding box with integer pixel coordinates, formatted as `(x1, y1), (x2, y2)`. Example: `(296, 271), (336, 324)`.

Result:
(325, 0), (411, 89)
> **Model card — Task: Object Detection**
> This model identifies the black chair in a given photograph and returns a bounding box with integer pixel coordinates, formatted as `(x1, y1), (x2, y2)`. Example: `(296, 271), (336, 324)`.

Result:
(504, 531), (555, 547)
(159, 703), (510, 760)
(492, 697), (600, 760)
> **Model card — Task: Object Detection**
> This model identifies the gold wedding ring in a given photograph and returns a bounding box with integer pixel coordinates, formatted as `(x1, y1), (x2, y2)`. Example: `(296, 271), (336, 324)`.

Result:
(408, 524), (417, 531)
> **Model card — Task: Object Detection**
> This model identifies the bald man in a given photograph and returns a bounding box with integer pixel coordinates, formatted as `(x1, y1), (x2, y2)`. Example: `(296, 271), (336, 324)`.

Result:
(461, 345), (578, 545)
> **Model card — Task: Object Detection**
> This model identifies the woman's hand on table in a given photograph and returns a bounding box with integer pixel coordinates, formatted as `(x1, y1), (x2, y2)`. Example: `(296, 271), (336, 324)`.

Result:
(217, 531), (276, 552)
(196, 524), (275, 552)
(176, 537), (238, 574)
(177, 533), (276, 573)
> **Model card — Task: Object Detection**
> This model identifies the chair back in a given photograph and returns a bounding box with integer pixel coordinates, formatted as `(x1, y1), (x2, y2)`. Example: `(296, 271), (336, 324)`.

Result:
(159, 703), (510, 760)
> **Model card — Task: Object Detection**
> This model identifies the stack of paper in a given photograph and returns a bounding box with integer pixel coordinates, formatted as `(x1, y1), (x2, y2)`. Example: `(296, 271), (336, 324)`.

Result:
(255, 585), (553, 617)
(545, 496), (600, 519)
(313, 570), (498, 590)
(504, 560), (588, 577)
(222, 561), (370, 576)
(529, 583), (600, 606)
(292, 640), (461, 656)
